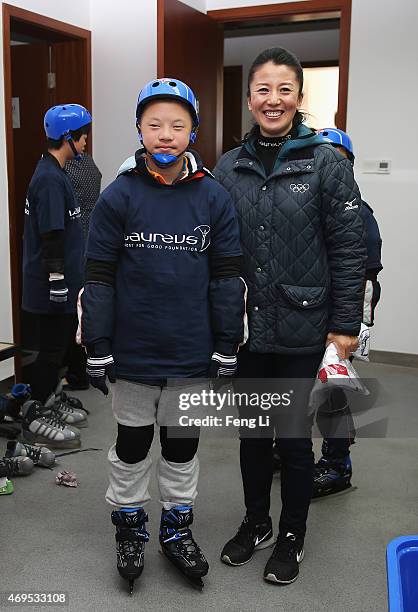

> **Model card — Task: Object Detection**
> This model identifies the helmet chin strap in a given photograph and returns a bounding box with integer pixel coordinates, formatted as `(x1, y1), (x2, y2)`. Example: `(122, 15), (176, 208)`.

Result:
(138, 127), (196, 169)
(151, 152), (179, 168)
(66, 135), (82, 160)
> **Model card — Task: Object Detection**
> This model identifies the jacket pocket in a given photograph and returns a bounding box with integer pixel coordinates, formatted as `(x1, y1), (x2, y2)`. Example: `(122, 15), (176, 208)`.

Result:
(276, 284), (329, 349)
(279, 284), (328, 309)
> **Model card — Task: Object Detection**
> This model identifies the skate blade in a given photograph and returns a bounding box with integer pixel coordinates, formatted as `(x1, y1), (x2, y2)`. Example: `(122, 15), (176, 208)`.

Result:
(158, 549), (204, 591)
(311, 484), (358, 502)
(20, 434), (81, 450)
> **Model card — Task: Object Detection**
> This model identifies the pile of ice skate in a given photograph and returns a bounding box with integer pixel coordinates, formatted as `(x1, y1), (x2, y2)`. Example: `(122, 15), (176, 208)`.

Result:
(0, 381), (88, 495)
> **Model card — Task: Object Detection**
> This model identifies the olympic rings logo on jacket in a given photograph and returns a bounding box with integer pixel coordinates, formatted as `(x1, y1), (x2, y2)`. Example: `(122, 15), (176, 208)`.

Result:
(290, 183), (310, 193)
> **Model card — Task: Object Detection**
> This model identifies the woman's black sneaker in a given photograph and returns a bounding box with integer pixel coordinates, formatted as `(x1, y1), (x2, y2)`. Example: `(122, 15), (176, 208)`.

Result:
(221, 515), (275, 566)
(263, 532), (304, 584)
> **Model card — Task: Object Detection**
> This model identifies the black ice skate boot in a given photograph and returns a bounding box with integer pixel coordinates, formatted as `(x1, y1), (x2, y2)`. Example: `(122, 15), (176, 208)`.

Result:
(312, 455), (352, 499)
(111, 507), (149, 595)
(159, 505), (209, 590)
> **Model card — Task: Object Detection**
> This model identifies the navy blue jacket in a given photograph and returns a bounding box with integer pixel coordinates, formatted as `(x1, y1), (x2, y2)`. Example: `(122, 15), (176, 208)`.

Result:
(81, 151), (246, 381)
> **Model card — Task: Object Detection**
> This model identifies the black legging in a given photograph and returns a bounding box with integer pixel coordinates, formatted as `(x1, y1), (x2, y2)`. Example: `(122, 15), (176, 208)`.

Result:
(24, 313), (77, 404)
(116, 423), (200, 464)
(237, 348), (323, 538)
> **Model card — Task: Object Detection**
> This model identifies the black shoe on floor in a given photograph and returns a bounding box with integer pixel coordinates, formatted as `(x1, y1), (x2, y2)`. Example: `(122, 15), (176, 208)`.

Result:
(263, 532), (304, 584)
(221, 515), (275, 566)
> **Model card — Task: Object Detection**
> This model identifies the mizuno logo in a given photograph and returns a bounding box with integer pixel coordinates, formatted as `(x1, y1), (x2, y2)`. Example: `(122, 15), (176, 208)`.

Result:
(344, 198), (358, 211)
(296, 550), (304, 563)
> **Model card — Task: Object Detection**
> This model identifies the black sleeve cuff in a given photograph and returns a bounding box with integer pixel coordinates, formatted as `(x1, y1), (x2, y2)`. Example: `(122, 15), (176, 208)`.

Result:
(328, 327), (361, 338)
(86, 258), (117, 285)
(210, 255), (243, 279)
(86, 340), (112, 357)
(40, 230), (65, 273)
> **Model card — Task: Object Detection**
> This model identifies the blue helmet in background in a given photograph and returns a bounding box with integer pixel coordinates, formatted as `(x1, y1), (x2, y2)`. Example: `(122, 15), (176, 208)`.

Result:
(136, 78), (199, 144)
(318, 128), (355, 161)
(44, 104), (92, 140)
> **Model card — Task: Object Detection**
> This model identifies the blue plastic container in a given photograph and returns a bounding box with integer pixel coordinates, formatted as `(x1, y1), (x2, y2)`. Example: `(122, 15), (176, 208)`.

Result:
(387, 536), (418, 611)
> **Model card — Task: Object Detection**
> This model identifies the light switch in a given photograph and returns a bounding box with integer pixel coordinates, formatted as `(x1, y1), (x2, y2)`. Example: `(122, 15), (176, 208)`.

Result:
(362, 159), (391, 174)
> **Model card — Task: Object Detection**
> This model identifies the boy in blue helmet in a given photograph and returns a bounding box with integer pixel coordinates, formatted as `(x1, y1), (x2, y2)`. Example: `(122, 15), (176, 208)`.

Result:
(79, 78), (246, 591)
(310, 127), (382, 497)
(21, 104), (92, 446)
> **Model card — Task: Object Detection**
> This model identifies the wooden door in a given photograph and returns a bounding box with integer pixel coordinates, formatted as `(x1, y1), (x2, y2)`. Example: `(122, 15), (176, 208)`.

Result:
(223, 65), (242, 153)
(52, 40), (89, 109)
(158, 0), (223, 169)
(51, 40), (92, 155)
(11, 43), (50, 301)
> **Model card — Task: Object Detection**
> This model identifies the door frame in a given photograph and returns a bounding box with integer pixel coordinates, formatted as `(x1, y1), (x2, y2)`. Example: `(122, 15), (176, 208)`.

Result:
(207, 0), (352, 130)
(2, 3), (92, 378)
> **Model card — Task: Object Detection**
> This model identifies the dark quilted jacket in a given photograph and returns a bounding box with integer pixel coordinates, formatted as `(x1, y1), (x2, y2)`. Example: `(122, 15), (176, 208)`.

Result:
(214, 124), (367, 355)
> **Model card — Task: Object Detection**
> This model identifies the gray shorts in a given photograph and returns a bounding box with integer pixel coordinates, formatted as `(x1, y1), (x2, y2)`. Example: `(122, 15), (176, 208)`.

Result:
(111, 379), (208, 428)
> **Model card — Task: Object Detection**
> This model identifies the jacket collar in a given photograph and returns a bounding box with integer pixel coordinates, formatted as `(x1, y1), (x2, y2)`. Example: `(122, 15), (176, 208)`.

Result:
(132, 148), (212, 184)
(237, 123), (325, 164)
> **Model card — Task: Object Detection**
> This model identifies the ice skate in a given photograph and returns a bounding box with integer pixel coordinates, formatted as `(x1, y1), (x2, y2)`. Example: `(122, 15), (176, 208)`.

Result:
(21, 400), (81, 449)
(0, 455), (34, 477)
(5, 440), (55, 468)
(312, 455), (355, 499)
(159, 505), (208, 590)
(111, 507), (149, 595)
(55, 380), (89, 414)
(44, 393), (88, 428)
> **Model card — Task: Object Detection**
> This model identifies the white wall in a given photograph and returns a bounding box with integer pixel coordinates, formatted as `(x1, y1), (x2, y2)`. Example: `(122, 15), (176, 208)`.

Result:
(348, 0), (418, 353)
(90, 0), (157, 188)
(224, 29), (339, 134)
(0, 0), (91, 380)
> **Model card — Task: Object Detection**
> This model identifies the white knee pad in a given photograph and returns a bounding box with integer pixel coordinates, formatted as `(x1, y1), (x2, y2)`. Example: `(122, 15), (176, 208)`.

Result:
(157, 455), (199, 510)
(106, 443), (152, 508)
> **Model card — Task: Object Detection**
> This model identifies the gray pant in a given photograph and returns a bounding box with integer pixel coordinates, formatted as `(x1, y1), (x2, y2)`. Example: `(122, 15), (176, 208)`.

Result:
(106, 379), (201, 509)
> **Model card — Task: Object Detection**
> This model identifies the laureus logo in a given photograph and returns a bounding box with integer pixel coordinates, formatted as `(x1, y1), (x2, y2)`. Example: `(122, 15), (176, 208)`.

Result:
(124, 225), (211, 252)
(194, 225), (211, 252)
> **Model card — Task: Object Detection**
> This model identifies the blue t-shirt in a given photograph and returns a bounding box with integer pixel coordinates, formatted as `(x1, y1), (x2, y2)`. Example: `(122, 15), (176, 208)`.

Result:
(86, 170), (241, 379)
(22, 154), (84, 314)
(361, 201), (383, 272)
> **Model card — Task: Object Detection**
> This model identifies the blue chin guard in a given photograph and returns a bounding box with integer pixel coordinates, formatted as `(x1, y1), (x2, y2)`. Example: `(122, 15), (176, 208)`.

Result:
(151, 153), (179, 168)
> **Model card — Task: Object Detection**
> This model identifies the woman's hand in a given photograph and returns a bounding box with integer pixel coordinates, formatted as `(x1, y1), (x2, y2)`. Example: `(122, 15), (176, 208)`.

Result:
(326, 332), (358, 360)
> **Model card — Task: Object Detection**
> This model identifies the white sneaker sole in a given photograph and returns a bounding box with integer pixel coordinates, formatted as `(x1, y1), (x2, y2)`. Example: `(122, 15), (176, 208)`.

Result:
(263, 549), (304, 584)
(221, 534), (276, 566)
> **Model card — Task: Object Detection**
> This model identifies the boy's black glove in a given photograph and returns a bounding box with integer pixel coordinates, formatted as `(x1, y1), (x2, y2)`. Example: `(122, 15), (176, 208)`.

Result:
(208, 352), (238, 378)
(86, 355), (116, 396)
(49, 278), (68, 303)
